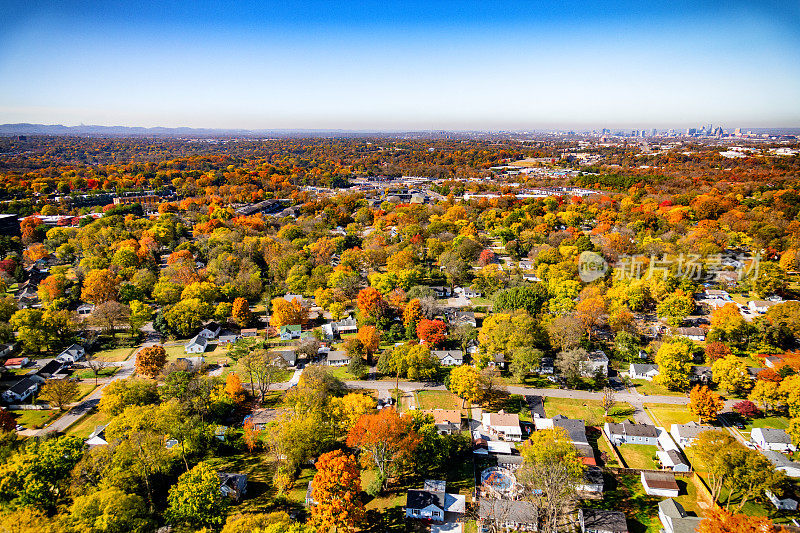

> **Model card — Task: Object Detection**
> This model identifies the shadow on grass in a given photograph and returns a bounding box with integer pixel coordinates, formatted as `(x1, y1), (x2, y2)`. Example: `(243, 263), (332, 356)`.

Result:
(582, 473), (660, 533)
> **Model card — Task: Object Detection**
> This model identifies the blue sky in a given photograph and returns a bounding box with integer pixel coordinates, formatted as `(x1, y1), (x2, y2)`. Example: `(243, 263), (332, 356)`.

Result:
(1, 1), (799, 130)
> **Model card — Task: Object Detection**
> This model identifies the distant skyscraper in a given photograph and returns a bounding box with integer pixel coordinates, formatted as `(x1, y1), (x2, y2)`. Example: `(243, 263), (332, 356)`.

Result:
(651, 128), (657, 137)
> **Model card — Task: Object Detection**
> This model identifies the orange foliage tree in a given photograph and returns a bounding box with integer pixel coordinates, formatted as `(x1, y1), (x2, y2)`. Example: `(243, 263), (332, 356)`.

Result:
(688, 385), (724, 423)
(225, 373), (246, 404)
(704, 341), (732, 363)
(346, 407), (421, 488)
(697, 507), (773, 533)
(416, 319), (447, 347)
(356, 287), (384, 321)
(231, 297), (252, 328)
(81, 269), (119, 305)
(310, 450), (364, 533)
(135, 345), (167, 378)
(357, 326), (380, 358)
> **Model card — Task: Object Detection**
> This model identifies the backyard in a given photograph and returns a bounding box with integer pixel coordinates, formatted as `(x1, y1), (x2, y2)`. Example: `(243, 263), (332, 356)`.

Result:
(543, 397), (635, 426)
(644, 404), (700, 428)
(630, 379), (685, 397)
(616, 444), (658, 470)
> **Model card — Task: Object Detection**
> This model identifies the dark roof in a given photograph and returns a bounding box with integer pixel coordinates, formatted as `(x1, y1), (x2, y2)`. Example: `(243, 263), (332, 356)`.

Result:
(406, 489), (444, 510)
(9, 377), (39, 395)
(580, 509), (628, 533)
(642, 472), (679, 491)
(584, 465), (604, 484)
(37, 360), (64, 376)
(606, 422), (658, 438)
(479, 499), (537, 524)
(667, 449), (688, 465)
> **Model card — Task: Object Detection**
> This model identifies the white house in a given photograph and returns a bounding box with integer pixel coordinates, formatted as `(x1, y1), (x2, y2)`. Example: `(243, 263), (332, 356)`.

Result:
(198, 322), (222, 339)
(273, 349), (297, 367)
(749, 300), (777, 314)
(580, 350), (609, 377)
(656, 450), (691, 472)
(641, 472), (679, 498)
(185, 335), (208, 354)
(76, 303), (94, 316)
(55, 344), (85, 364)
(432, 350), (464, 366)
(86, 424), (109, 448)
(629, 363), (659, 381)
(406, 480), (465, 522)
(279, 325), (302, 340)
(761, 450), (800, 477)
(325, 351), (350, 367)
(671, 422), (717, 448)
(766, 490), (798, 511)
(3, 357), (29, 369)
(604, 422), (659, 445)
(658, 499), (702, 533)
(217, 330), (239, 344)
(752, 428), (796, 452)
(2, 376), (42, 403)
(578, 466), (605, 494)
(482, 411), (523, 442)
(461, 287), (482, 299)
(675, 327), (705, 342)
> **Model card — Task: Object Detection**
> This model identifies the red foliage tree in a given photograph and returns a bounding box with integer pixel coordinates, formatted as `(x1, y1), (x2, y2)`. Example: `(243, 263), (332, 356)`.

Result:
(732, 400), (761, 419)
(756, 367), (782, 383)
(416, 319), (447, 347)
(357, 287), (384, 320)
(478, 249), (495, 267)
(0, 408), (16, 431)
(704, 341), (732, 363)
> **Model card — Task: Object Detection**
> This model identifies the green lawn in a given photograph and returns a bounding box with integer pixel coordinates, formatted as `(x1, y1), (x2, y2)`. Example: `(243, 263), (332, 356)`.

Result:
(543, 397), (634, 426)
(414, 390), (464, 411)
(617, 444), (658, 470)
(75, 382), (100, 400)
(582, 473), (662, 533)
(630, 379), (685, 397)
(205, 451), (286, 515)
(644, 404), (699, 428)
(595, 432), (620, 467)
(12, 409), (60, 429)
(744, 416), (790, 432)
(72, 366), (118, 380)
(66, 409), (111, 438)
(327, 366), (356, 381)
(93, 346), (136, 362)
(673, 478), (702, 516)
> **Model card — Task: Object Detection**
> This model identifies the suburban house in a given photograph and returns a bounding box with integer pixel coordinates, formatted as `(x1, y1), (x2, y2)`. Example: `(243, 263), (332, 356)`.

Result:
(446, 310), (477, 328)
(658, 499), (702, 533)
(763, 356), (783, 369)
(305, 481), (316, 507)
(496, 454), (525, 472)
(579, 509), (629, 533)
(478, 499), (537, 532)
(430, 286), (452, 298)
(765, 490), (798, 511)
(461, 287), (482, 298)
(578, 466), (605, 494)
(273, 349), (297, 367)
(246, 408), (278, 431)
(656, 449), (691, 472)
(198, 322), (222, 339)
(240, 328), (258, 338)
(217, 330), (239, 344)
(424, 409), (462, 435)
(671, 422), (717, 448)
(86, 424), (109, 447)
(580, 350), (609, 377)
(752, 428), (796, 452)
(675, 327), (705, 341)
(4, 357), (29, 369)
(325, 350), (350, 367)
(641, 472), (680, 497)
(762, 450), (800, 477)
(219, 473), (248, 502)
(432, 350), (464, 366)
(2, 376), (43, 403)
(279, 325), (302, 340)
(185, 334), (208, 354)
(604, 422), (659, 446)
(55, 344), (86, 364)
(405, 480), (465, 522)
(176, 356), (205, 371)
(322, 316), (358, 339)
(0, 342), (17, 358)
(76, 303), (95, 316)
(37, 359), (66, 378)
(629, 363), (659, 381)
(749, 300), (777, 314)
(482, 411), (523, 442)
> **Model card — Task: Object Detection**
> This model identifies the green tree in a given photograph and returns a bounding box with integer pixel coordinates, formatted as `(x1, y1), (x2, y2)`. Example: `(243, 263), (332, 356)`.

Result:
(510, 347), (543, 383)
(163, 298), (213, 337)
(493, 284), (549, 316)
(478, 310), (538, 363)
(70, 486), (154, 533)
(99, 378), (159, 416)
(166, 462), (228, 529)
(128, 300), (153, 337)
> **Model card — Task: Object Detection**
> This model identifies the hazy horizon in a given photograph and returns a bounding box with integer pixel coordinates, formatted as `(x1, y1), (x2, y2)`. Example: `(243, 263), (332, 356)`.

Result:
(2, 1), (799, 130)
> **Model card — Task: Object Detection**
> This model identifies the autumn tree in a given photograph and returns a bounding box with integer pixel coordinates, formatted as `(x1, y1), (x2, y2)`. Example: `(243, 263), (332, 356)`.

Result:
(330, 393), (376, 436)
(90, 300), (130, 335)
(656, 290), (694, 327)
(356, 287), (385, 322)
(748, 380), (783, 415)
(697, 507), (773, 533)
(310, 450), (365, 533)
(601, 387), (616, 416)
(232, 297), (252, 328)
(711, 356), (753, 395)
(688, 385), (724, 423)
(81, 269), (119, 305)
(225, 373), (246, 404)
(70, 486), (154, 533)
(346, 407), (421, 488)
(269, 297), (308, 328)
(135, 345), (167, 378)
(38, 378), (79, 411)
(479, 310), (539, 362)
(416, 318), (447, 347)
(691, 430), (739, 502)
(357, 326), (380, 358)
(575, 295), (605, 339)
(732, 400), (760, 419)
(166, 462), (228, 530)
(704, 341), (732, 363)
(448, 365), (484, 407)
(128, 300), (153, 337)
(654, 341), (693, 391)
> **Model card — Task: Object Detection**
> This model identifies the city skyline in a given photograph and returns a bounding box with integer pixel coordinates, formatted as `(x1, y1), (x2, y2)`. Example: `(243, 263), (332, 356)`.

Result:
(2, 0), (799, 130)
